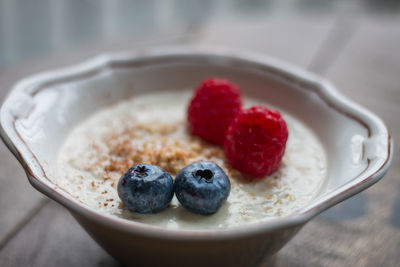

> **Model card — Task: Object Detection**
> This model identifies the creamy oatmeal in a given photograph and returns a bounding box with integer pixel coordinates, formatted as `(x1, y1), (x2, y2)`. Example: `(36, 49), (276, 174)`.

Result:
(56, 91), (327, 230)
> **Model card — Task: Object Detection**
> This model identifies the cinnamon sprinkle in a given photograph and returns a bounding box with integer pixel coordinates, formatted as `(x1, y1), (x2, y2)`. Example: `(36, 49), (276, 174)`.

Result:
(99, 121), (237, 178)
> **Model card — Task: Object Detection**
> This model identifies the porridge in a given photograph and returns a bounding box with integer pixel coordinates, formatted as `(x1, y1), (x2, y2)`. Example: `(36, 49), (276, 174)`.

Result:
(56, 91), (327, 230)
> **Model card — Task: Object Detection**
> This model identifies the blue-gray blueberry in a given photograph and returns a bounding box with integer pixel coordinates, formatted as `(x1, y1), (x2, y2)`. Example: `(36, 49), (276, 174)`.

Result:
(174, 161), (230, 215)
(118, 164), (173, 214)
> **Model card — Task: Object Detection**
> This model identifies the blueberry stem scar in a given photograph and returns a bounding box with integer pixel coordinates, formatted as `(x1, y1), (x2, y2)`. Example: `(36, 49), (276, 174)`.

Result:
(194, 169), (213, 181)
(135, 165), (149, 178)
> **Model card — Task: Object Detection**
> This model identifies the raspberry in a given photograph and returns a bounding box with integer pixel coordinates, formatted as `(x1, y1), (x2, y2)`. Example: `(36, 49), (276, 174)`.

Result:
(224, 106), (288, 178)
(188, 78), (242, 145)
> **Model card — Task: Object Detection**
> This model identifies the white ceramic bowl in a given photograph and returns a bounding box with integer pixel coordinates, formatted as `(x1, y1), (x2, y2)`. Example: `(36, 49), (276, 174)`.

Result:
(0, 48), (392, 267)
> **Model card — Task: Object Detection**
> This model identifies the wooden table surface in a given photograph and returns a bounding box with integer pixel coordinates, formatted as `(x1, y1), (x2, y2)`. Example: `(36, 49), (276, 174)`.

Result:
(0, 13), (399, 267)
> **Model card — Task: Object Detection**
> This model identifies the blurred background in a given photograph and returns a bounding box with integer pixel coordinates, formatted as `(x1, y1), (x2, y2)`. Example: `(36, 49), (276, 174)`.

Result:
(1, 0), (400, 70)
(0, 1), (399, 266)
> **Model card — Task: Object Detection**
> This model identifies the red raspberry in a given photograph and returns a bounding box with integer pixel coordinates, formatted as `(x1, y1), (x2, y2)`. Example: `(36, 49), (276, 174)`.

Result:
(188, 78), (242, 145)
(224, 106), (288, 178)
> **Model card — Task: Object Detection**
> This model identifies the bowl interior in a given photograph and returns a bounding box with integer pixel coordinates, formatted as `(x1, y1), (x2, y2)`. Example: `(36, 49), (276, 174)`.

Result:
(2, 51), (389, 227)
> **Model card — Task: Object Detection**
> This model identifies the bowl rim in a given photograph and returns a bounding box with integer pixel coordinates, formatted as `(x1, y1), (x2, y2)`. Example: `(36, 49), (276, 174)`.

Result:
(0, 47), (393, 241)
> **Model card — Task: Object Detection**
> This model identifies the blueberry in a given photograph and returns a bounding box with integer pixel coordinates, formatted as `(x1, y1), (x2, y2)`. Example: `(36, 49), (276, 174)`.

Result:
(174, 161), (231, 215)
(118, 164), (173, 214)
